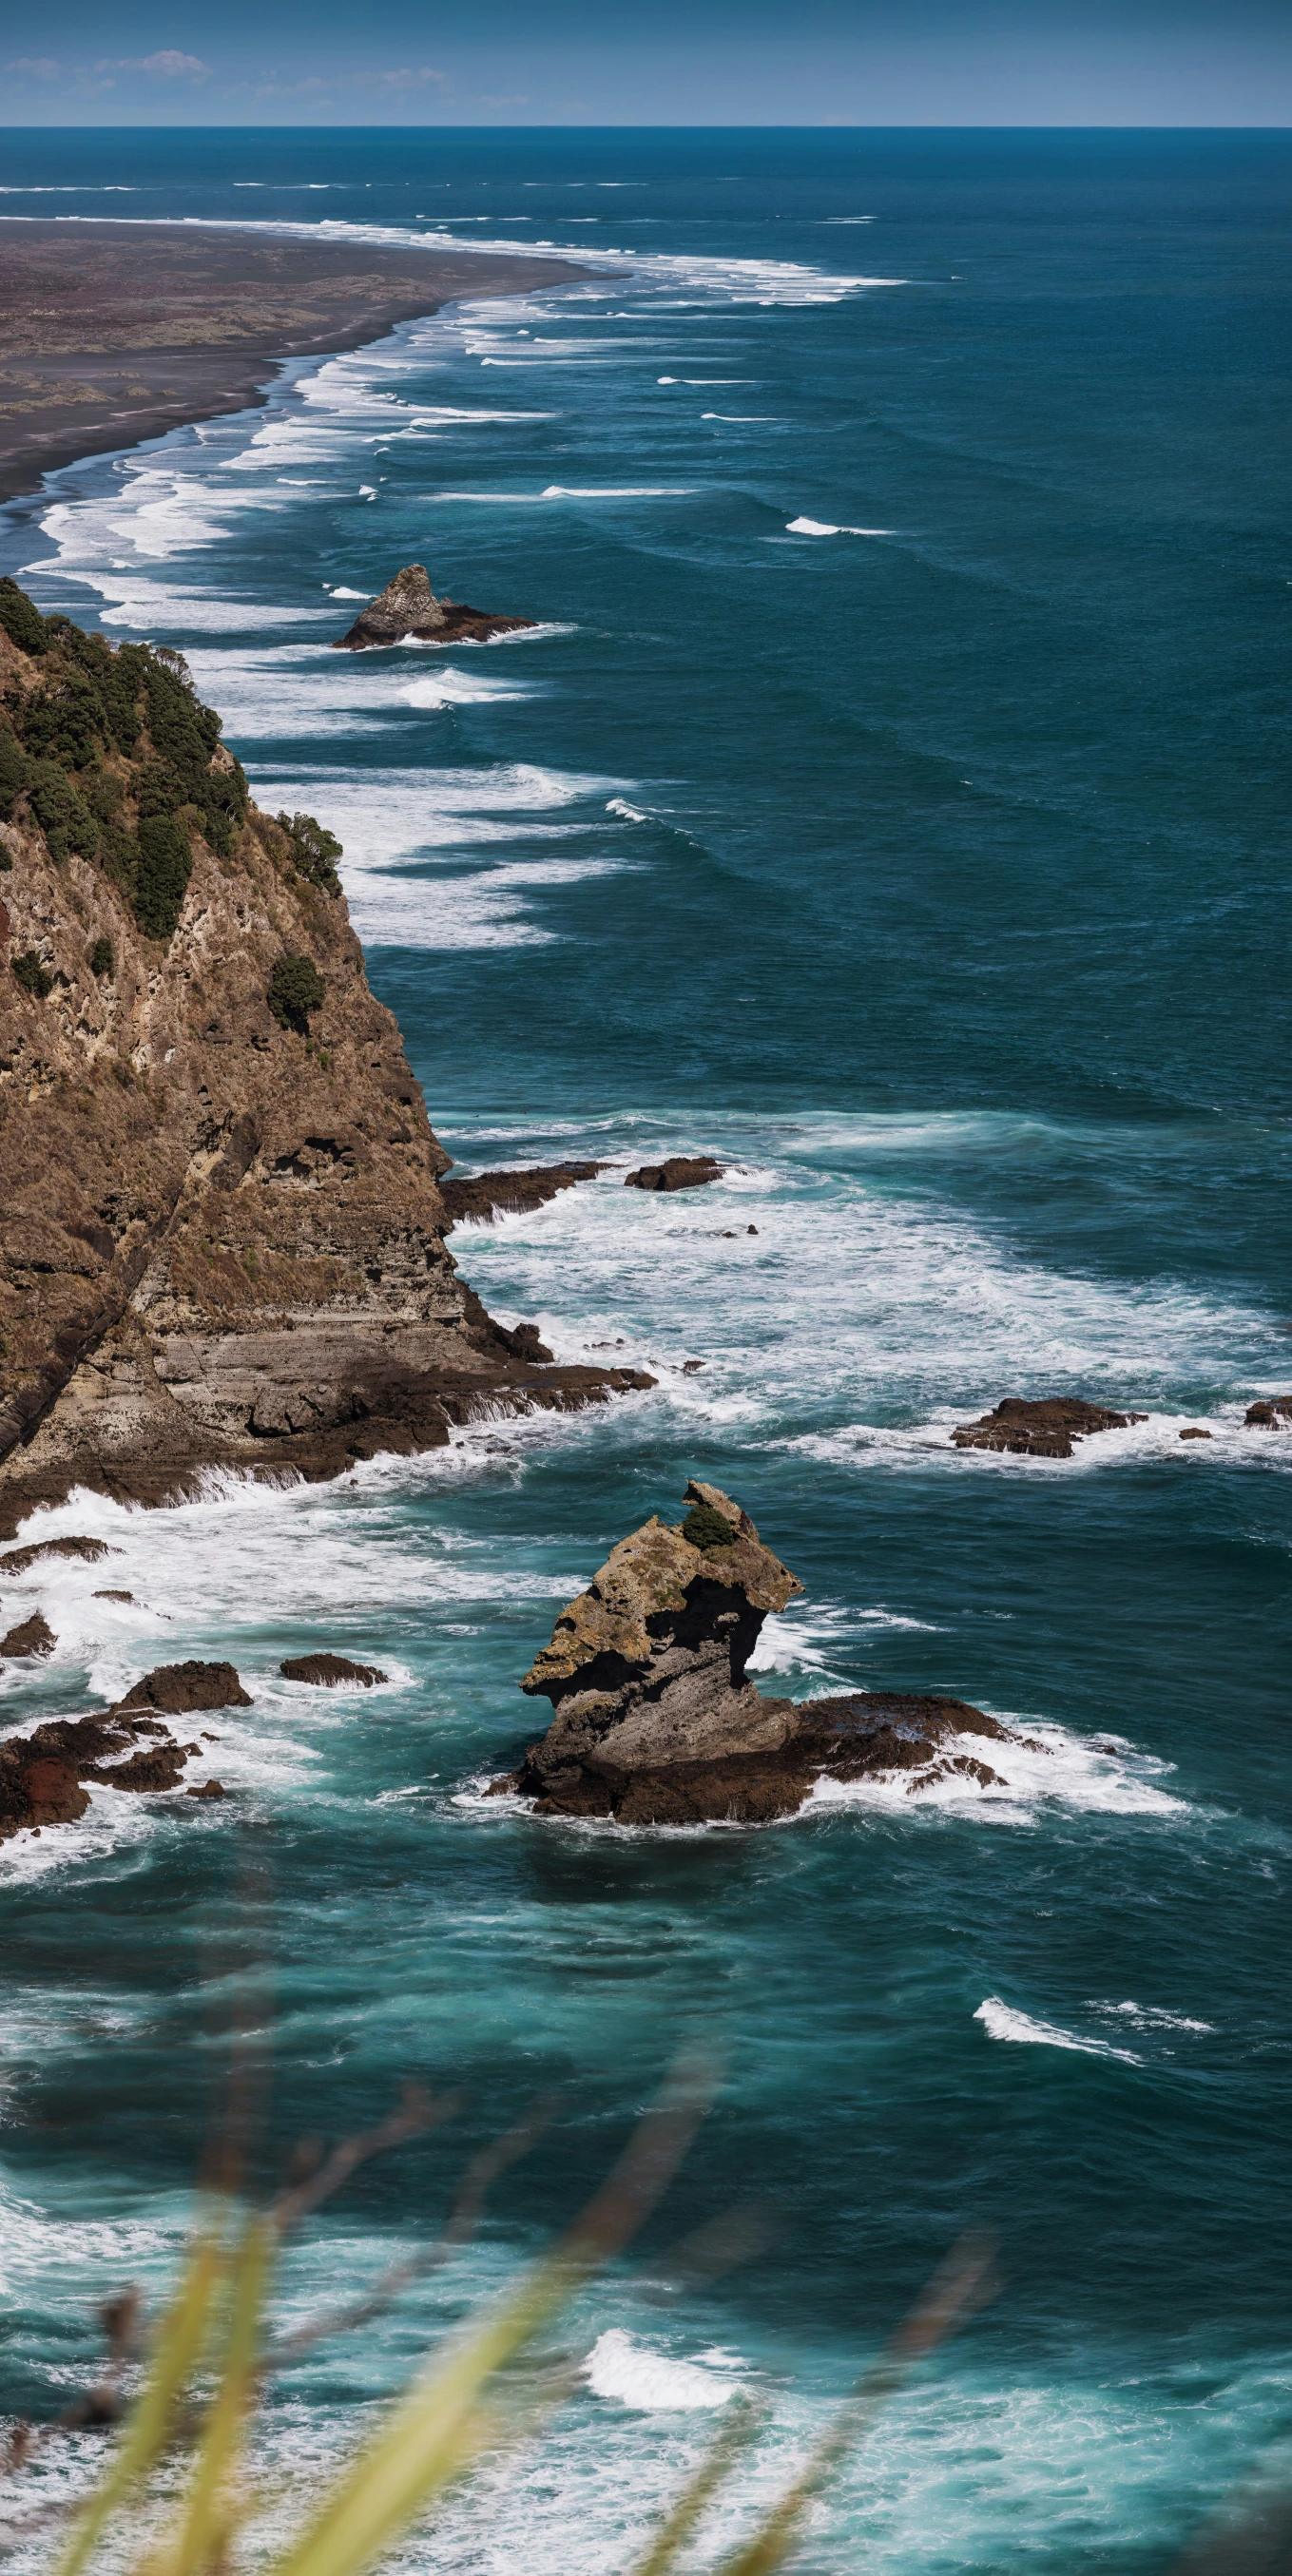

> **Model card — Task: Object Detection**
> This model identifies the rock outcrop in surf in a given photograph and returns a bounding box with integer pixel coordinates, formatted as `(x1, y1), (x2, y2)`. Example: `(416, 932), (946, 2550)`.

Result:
(0, 585), (651, 1536)
(1245, 1395), (1292, 1428)
(438, 1163), (606, 1228)
(625, 1157), (723, 1193)
(951, 1396), (1147, 1459)
(334, 564), (534, 651)
(489, 1480), (1024, 1824)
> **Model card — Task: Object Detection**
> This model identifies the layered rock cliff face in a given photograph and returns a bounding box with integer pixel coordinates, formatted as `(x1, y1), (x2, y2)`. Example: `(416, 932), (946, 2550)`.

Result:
(493, 1482), (1028, 1824)
(0, 582), (649, 1535)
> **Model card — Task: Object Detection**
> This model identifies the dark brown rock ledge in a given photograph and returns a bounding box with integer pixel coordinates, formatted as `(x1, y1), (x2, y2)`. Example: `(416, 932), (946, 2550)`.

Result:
(334, 564), (534, 652)
(952, 1397), (1147, 1460)
(489, 1480), (1024, 1825)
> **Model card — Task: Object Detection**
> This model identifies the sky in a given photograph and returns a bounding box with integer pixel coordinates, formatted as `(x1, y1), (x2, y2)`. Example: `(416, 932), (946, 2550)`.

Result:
(3, 0), (1291, 126)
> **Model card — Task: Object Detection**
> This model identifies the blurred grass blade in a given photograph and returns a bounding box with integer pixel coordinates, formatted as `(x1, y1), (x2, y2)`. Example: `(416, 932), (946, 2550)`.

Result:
(712, 2234), (996, 2576)
(55, 2232), (224, 2576)
(265, 2058), (713, 2576)
(161, 2214), (271, 2576)
(630, 2395), (768, 2576)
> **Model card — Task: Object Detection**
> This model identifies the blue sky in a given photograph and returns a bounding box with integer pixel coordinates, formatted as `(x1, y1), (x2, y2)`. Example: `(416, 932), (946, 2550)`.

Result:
(5, 0), (1291, 125)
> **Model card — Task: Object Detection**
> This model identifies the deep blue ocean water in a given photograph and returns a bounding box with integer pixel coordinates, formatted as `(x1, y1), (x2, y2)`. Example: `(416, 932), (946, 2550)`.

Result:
(1, 128), (1290, 2572)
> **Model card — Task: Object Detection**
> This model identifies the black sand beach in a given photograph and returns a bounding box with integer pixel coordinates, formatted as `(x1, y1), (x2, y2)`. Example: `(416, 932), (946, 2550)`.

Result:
(0, 221), (599, 502)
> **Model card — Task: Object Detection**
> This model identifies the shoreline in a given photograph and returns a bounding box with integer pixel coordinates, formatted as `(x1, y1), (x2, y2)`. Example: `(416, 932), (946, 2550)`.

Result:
(0, 220), (606, 507)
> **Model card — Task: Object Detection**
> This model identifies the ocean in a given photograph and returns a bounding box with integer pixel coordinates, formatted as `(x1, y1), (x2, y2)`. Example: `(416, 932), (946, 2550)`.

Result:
(1, 127), (1290, 2573)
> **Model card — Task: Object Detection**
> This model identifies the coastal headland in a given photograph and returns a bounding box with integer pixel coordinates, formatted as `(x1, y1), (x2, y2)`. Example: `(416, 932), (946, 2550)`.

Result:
(0, 582), (651, 1538)
(0, 221), (601, 505)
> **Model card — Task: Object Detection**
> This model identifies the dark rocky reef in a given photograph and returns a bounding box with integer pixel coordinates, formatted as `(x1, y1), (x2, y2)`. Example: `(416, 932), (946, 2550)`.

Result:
(438, 1163), (606, 1229)
(490, 1481), (1026, 1825)
(1, 1612), (54, 1658)
(280, 1652), (387, 1686)
(0, 1658), (248, 1841)
(1245, 1396), (1292, 1428)
(625, 1157), (723, 1194)
(0, 585), (652, 1535)
(951, 1397), (1147, 1460)
(334, 565), (534, 653)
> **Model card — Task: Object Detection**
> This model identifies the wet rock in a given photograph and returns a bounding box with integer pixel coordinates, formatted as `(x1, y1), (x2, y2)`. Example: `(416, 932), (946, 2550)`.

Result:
(93, 1589), (135, 1603)
(120, 1661), (252, 1715)
(334, 563), (535, 652)
(1, 1612), (55, 1658)
(1179, 1427), (1212, 1441)
(186, 1778), (225, 1799)
(1, 1535), (121, 1576)
(625, 1157), (723, 1193)
(0, 1698), (202, 1837)
(951, 1397), (1147, 1460)
(492, 1482), (1020, 1825)
(1245, 1396), (1292, 1428)
(20, 1757), (89, 1827)
(438, 1163), (605, 1228)
(280, 1652), (388, 1686)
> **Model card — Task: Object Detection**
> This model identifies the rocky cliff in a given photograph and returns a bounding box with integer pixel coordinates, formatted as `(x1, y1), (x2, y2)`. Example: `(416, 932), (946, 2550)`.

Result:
(492, 1481), (1028, 1824)
(0, 580), (649, 1535)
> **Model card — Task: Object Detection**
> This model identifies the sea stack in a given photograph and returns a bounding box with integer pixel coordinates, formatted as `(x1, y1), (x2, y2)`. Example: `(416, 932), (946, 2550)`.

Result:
(491, 1481), (1022, 1824)
(334, 564), (535, 651)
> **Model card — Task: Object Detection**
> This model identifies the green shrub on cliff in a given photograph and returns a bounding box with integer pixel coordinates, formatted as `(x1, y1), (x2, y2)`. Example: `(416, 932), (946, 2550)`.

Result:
(0, 586), (248, 890)
(12, 950), (53, 1000)
(277, 809), (343, 896)
(134, 814), (193, 942)
(268, 954), (327, 1032)
(0, 576), (48, 658)
(682, 1502), (738, 1552)
(88, 936), (114, 978)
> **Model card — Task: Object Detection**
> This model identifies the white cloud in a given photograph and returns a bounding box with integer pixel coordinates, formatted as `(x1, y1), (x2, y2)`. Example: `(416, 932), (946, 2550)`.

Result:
(96, 49), (211, 80)
(8, 55), (62, 75)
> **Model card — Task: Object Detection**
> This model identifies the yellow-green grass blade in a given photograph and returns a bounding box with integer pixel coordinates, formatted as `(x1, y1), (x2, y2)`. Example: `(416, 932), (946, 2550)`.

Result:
(629, 2395), (767, 2576)
(159, 2214), (271, 2576)
(262, 2255), (576, 2576)
(55, 2233), (225, 2576)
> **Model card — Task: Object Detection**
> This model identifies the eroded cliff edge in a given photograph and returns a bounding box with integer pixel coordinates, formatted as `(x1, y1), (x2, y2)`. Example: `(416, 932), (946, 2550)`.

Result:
(0, 582), (650, 1535)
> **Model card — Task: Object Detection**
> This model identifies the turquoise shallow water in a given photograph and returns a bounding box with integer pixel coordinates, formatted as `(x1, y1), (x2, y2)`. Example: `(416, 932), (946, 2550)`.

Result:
(1, 128), (1291, 2571)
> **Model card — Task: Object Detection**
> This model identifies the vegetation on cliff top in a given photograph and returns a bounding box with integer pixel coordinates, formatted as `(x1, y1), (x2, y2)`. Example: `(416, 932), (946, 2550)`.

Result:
(0, 579), (343, 952)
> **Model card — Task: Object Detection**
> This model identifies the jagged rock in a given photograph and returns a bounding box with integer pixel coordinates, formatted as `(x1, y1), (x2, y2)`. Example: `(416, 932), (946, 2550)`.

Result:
(187, 1778), (225, 1799)
(0, 1697), (205, 1838)
(1245, 1396), (1292, 1428)
(120, 1661), (252, 1715)
(280, 1652), (387, 1686)
(1179, 1427), (1212, 1440)
(625, 1158), (723, 1193)
(1, 1536), (120, 1576)
(94, 1589), (135, 1603)
(1, 1612), (55, 1657)
(951, 1397), (1147, 1460)
(334, 564), (535, 652)
(438, 1163), (605, 1228)
(490, 1482), (1024, 1824)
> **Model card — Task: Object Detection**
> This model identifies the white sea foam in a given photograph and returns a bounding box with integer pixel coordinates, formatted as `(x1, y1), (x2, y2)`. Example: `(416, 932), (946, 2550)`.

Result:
(785, 517), (891, 537)
(974, 2000), (1142, 2063)
(585, 2329), (746, 2410)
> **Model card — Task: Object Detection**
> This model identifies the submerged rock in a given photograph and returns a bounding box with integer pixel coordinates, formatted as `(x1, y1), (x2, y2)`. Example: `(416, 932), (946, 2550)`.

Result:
(491, 1481), (1023, 1824)
(625, 1157), (723, 1194)
(280, 1652), (387, 1687)
(334, 563), (535, 652)
(951, 1397), (1147, 1460)
(1245, 1396), (1292, 1428)
(1, 1612), (55, 1658)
